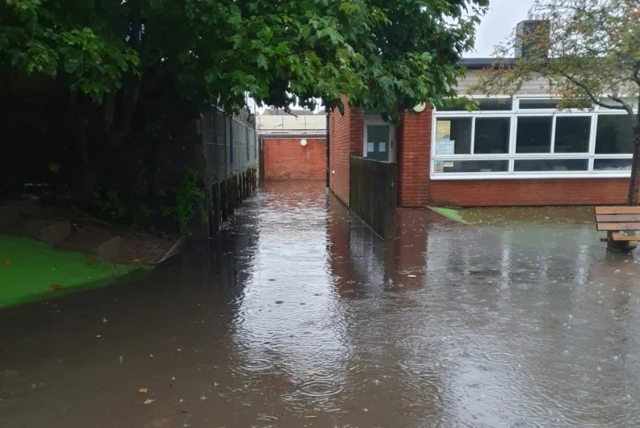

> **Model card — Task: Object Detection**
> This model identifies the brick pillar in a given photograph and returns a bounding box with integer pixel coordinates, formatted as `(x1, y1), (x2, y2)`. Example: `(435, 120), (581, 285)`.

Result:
(329, 96), (364, 206)
(397, 108), (432, 207)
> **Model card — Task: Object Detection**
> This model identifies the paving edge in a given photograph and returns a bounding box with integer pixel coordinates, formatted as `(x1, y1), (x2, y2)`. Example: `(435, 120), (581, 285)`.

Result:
(428, 207), (469, 224)
(155, 237), (186, 264)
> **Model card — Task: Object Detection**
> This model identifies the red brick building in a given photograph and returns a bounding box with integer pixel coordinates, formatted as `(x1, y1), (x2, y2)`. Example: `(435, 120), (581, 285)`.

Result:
(262, 137), (326, 181)
(258, 109), (327, 182)
(329, 67), (637, 208)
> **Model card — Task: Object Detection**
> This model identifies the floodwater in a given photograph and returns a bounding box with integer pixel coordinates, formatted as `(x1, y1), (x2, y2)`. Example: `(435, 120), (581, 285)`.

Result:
(2, 181), (640, 428)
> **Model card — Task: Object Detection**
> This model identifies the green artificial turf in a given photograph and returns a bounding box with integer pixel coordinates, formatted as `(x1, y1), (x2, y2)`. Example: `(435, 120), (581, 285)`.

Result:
(429, 207), (469, 224)
(0, 234), (143, 308)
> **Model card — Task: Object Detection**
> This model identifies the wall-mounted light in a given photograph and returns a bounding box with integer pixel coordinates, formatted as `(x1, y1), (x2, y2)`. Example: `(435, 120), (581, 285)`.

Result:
(412, 102), (426, 113)
(300, 139), (308, 147)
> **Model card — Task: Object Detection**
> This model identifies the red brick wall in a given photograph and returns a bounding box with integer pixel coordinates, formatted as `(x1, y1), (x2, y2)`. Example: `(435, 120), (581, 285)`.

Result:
(263, 137), (326, 181)
(329, 96), (363, 206)
(430, 178), (633, 206)
(398, 108), (432, 208)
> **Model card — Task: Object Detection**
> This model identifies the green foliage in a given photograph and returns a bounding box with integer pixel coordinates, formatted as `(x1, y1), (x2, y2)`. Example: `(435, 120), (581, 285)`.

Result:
(1, 0), (487, 118)
(1, 0), (489, 226)
(163, 169), (205, 235)
(1, 0), (139, 102)
(94, 190), (126, 222)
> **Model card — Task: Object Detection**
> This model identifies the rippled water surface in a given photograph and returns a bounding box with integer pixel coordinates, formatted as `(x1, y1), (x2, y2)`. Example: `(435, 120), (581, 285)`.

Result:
(2, 181), (640, 427)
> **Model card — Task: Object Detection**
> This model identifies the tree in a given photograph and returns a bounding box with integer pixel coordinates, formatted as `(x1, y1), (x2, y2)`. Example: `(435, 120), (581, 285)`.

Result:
(1, 0), (487, 203)
(470, 0), (640, 205)
(346, 0), (488, 123)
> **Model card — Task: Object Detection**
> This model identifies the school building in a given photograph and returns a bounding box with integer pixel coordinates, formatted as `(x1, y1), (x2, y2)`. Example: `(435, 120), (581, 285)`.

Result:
(329, 26), (636, 209)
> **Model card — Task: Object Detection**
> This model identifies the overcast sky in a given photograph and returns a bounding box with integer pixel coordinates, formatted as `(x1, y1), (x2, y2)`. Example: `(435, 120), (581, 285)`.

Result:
(469, 0), (536, 57)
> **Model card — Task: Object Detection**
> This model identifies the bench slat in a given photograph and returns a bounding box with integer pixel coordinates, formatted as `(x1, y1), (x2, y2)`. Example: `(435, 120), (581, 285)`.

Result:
(596, 215), (640, 222)
(608, 233), (640, 242)
(595, 206), (640, 215)
(597, 222), (640, 231)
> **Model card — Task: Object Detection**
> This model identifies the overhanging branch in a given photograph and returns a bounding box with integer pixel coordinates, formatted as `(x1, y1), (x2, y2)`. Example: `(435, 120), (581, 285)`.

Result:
(562, 72), (627, 111)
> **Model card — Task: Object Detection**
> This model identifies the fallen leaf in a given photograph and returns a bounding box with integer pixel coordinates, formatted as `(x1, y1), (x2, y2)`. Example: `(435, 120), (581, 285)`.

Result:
(306, 370), (323, 376)
(138, 388), (148, 393)
(95, 335), (102, 339)
(2, 260), (10, 265)
(144, 398), (156, 405)
(49, 284), (64, 291)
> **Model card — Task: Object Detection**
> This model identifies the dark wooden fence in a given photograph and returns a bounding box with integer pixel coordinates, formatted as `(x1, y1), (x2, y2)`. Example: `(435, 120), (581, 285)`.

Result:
(349, 156), (397, 239)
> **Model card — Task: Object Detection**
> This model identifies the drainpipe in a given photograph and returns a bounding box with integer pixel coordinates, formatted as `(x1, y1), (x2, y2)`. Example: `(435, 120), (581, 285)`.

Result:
(326, 112), (330, 188)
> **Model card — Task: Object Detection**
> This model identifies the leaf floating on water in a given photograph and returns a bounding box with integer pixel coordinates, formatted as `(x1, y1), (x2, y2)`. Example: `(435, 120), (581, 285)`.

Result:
(143, 398), (155, 404)
(306, 370), (323, 376)
(50, 284), (64, 291)
(138, 388), (148, 393)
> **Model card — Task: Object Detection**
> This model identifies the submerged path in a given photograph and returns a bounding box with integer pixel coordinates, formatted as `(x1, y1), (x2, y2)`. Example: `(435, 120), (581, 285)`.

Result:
(2, 181), (640, 427)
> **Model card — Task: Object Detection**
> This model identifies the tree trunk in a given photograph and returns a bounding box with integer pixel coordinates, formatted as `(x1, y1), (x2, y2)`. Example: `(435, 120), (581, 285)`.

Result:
(629, 130), (640, 206)
(104, 79), (142, 147)
(69, 92), (95, 206)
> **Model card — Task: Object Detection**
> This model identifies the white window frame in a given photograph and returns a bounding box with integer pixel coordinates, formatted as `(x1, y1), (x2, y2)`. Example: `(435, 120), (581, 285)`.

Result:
(431, 95), (635, 180)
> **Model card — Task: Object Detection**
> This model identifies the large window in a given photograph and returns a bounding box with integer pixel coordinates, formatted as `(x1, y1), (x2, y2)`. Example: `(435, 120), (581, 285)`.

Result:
(475, 118), (510, 154)
(435, 117), (510, 155)
(516, 117), (552, 153)
(595, 115), (634, 154)
(555, 116), (591, 153)
(432, 97), (635, 178)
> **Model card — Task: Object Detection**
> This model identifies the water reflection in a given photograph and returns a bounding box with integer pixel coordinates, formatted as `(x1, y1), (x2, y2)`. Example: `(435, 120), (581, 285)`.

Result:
(1, 181), (640, 427)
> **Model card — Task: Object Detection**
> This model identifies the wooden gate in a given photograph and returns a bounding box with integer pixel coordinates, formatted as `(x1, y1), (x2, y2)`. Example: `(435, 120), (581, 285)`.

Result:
(349, 156), (397, 239)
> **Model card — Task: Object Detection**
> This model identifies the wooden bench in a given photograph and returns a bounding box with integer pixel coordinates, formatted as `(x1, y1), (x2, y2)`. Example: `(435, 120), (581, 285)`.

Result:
(595, 206), (640, 242)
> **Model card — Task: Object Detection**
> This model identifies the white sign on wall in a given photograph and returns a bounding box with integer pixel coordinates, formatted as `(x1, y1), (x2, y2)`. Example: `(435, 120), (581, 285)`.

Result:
(435, 139), (455, 155)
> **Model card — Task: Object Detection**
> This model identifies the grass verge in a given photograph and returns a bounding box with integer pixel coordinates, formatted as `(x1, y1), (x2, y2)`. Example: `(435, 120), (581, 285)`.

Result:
(0, 234), (148, 308)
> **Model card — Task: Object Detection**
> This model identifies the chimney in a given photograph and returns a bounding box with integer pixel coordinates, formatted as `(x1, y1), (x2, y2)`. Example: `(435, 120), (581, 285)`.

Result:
(514, 20), (550, 58)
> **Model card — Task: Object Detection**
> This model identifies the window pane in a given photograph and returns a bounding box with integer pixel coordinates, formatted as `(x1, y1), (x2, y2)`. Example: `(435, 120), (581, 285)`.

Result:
(595, 115), (634, 154)
(554, 117), (590, 153)
(477, 98), (512, 111)
(436, 118), (471, 154)
(436, 98), (512, 111)
(434, 99), (467, 111)
(519, 99), (558, 109)
(514, 159), (588, 171)
(474, 118), (511, 154)
(516, 117), (552, 153)
(519, 99), (587, 109)
(593, 159), (632, 171)
(435, 160), (509, 173)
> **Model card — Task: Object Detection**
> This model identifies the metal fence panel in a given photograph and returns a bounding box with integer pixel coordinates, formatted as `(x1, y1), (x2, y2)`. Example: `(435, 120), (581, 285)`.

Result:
(202, 108), (258, 183)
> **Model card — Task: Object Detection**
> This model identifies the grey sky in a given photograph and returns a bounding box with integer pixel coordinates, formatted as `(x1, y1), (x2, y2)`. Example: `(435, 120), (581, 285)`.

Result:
(468, 0), (536, 57)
